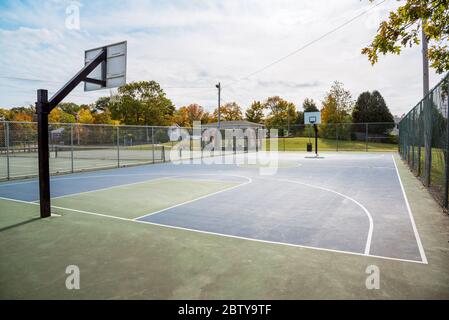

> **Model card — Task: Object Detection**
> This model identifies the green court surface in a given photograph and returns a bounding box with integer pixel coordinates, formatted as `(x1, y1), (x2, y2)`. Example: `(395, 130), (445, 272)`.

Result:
(1, 154), (449, 299)
(51, 178), (238, 219)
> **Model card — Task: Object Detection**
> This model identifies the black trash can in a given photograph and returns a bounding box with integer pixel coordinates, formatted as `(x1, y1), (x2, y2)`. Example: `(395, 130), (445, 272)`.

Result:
(306, 143), (312, 152)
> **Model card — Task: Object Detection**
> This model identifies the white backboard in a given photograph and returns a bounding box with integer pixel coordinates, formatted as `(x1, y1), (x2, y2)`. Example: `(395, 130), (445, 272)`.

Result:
(304, 111), (321, 124)
(84, 41), (127, 92)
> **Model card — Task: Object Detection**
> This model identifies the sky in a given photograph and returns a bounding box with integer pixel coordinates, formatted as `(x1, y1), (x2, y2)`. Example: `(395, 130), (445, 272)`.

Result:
(0, 0), (444, 116)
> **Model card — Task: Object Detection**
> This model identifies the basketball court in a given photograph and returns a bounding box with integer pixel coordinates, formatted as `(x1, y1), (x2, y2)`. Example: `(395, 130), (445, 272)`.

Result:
(0, 152), (427, 264)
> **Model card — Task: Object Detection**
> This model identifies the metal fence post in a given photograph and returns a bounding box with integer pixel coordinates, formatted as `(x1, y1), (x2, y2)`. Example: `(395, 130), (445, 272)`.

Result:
(407, 116), (411, 164)
(70, 123), (74, 173)
(445, 85), (449, 208)
(411, 109), (415, 170)
(365, 123), (368, 152)
(151, 127), (155, 163)
(424, 93), (433, 187)
(117, 126), (120, 168)
(5, 122), (10, 180)
(417, 102), (422, 175)
(190, 133), (193, 160)
(336, 124), (338, 152)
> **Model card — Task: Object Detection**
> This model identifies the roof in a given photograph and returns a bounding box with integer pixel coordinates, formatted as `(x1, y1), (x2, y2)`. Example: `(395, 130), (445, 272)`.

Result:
(201, 120), (264, 129)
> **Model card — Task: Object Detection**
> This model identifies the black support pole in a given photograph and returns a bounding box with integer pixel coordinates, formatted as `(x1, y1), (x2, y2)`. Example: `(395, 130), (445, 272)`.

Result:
(314, 124), (318, 156)
(35, 48), (107, 218)
(36, 89), (51, 218)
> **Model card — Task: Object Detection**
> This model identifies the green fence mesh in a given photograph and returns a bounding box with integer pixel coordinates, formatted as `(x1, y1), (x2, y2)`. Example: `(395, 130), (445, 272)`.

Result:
(399, 72), (449, 208)
(0, 122), (263, 180)
(266, 122), (397, 152)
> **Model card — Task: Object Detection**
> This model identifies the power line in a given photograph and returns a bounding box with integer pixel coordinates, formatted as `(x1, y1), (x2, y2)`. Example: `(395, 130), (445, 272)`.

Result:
(227, 0), (388, 87)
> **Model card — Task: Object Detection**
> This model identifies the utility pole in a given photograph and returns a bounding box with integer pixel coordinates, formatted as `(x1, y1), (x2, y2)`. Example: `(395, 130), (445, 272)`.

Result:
(216, 82), (221, 129)
(422, 22), (431, 187)
(422, 22), (429, 97)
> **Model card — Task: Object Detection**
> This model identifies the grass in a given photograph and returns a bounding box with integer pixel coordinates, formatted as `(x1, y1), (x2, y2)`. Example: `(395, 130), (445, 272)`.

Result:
(124, 137), (398, 153)
(265, 137), (397, 152)
(404, 145), (449, 207)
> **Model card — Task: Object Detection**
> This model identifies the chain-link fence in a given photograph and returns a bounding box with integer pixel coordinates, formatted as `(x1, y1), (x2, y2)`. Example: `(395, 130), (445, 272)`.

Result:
(0, 120), (398, 181)
(266, 122), (397, 152)
(399, 72), (449, 208)
(0, 122), (264, 180)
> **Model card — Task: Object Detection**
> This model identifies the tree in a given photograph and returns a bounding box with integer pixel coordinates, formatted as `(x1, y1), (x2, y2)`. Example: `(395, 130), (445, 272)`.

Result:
(92, 109), (115, 124)
(49, 108), (76, 123)
(49, 108), (61, 123)
(111, 81), (175, 125)
(321, 81), (353, 124)
(184, 104), (206, 123)
(201, 111), (213, 124)
(77, 108), (94, 124)
(213, 102), (243, 121)
(320, 82), (353, 138)
(302, 98), (319, 112)
(245, 101), (265, 123)
(60, 111), (76, 124)
(0, 108), (10, 121)
(93, 96), (112, 113)
(362, 0), (449, 73)
(353, 91), (395, 134)
(263, 96), (297, 135)
(295, 111), (304, 125)
(172, 104), (207, 126)
(353, 91), (394, 123)
(171, 107), (190, 127)
(11, 112), (33, 122)
(7, 106), (35, 122)
(58, 102), (81, 115)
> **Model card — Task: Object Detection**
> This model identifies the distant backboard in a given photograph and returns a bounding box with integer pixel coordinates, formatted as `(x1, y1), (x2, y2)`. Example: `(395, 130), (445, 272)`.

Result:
(304, 111), (321, 124)
(84, 41), (127, 92)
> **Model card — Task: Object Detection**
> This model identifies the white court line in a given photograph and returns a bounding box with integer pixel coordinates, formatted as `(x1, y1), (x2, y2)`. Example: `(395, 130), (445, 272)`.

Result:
(262, 177), (374, 255)
(43, 201), (427, 264)
(0, 196), (38, 205)
(45, 176), (176, 201)
(391, 154), (428, 264)
(0, 195), (425, 264)
(302, 164), (395, 170)
(133, 174), (253, 220)
(0, 172), (178, 187)
(49, 173), (250, 202)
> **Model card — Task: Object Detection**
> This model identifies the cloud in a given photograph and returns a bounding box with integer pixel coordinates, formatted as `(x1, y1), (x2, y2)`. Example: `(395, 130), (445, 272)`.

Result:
(258, 80), (321, 89)
(0, 0), (442, 116)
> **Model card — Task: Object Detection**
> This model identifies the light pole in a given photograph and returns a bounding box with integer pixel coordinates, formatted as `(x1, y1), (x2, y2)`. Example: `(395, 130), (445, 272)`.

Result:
(216, 82), (221, 129)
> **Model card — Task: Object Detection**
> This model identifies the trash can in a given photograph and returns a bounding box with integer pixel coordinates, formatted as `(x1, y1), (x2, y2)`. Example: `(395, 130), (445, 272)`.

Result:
(307, 143), (312, 152)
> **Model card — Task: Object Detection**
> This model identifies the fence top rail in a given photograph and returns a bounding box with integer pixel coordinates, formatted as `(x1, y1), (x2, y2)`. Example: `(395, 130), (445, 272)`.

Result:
(0, 121), (196, 130)
(0, 120), (396, 128)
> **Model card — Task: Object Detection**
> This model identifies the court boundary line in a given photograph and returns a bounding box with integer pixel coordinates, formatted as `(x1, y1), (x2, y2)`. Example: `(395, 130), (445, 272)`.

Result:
(51, 173), (249, 205)
(0, 172), (179, 187)
(133, 174), (253, 220)
(259, 177), (374, 255)
(45, 176), (175, 201)
(0, 196), (425, 264)
(391, 154), (428, 264)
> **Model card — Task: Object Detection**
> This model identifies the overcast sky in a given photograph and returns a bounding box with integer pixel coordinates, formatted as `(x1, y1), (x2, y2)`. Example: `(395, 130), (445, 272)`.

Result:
(0, 0), (443, 116)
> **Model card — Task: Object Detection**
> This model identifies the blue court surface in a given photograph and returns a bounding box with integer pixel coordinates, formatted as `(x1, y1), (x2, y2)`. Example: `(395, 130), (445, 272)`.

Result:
(0, 152), (427, 263)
